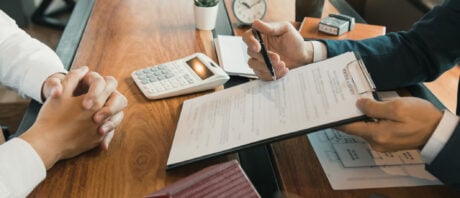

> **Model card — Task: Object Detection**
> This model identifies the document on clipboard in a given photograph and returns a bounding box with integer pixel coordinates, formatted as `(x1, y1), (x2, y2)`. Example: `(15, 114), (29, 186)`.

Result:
(167, 52), (377, 169)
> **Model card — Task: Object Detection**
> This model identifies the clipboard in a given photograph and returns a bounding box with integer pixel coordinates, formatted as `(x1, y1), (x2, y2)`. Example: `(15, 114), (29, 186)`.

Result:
(166, 52), (377, 170)
(345, 52), (377, 96)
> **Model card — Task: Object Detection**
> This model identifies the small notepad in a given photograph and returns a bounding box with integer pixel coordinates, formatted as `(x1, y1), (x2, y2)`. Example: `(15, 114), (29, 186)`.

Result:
(214, 35), (257, 78)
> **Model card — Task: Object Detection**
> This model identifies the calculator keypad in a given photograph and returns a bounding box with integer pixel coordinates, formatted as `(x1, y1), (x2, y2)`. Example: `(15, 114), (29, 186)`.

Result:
(134, 62), (200, 95)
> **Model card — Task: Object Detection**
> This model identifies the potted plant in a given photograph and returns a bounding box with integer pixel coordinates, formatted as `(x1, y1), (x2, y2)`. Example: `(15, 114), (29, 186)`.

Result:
(193, 0), (220, 30)
(194, 0), (219, 7)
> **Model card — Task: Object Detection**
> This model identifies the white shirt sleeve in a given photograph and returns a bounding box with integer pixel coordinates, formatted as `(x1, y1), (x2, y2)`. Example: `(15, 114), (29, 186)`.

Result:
(310, 41), (328, 62)
(421, 110), (460, 164)
(0, 138), (46, 198)
(310, 41), (327, 63)
(0, 10), (67, 103)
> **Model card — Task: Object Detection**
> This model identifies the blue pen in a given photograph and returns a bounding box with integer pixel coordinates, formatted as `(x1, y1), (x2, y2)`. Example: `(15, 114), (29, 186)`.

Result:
(252, 29), (276, 80)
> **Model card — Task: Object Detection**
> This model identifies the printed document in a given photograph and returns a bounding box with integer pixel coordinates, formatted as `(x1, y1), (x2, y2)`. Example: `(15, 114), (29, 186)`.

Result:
(167, 52), (375, 168)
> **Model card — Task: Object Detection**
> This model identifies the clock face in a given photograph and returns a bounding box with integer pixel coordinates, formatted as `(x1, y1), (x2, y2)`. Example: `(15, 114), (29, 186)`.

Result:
(232, 0), (267, 25)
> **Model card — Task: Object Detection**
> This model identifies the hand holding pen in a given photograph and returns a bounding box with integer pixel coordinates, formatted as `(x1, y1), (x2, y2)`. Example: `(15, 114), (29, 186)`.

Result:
(252, 29), (276, 80)
(242, 20), (310, 81)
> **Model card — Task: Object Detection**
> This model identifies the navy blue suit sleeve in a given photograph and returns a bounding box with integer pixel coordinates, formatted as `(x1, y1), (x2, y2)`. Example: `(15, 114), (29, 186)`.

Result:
(426, 125), (460, 187)
(320, 1), (460, 186)
(322, 0), (460, 90)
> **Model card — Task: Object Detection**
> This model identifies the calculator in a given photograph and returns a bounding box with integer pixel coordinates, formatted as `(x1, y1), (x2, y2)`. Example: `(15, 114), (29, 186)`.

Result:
(132, 53), (230, 99)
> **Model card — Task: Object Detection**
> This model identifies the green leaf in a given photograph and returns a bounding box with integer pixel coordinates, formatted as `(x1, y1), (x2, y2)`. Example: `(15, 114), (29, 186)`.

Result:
(194, 0), (220, 7)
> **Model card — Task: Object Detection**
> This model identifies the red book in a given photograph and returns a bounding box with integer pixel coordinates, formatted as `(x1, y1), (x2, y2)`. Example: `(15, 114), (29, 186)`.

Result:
(145, 160), (260, 198)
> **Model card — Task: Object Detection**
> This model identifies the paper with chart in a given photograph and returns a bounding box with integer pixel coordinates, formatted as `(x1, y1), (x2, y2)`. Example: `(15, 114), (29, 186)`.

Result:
(308, 91), (442, 189)
(327, 129), (425, 167)
(167, 52), (376, 168)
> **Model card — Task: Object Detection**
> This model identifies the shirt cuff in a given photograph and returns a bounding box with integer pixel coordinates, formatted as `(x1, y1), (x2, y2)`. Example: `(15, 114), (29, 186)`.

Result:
(0, 138), (46, 197)
(21, 45), (68, 103)
(421, 110), (459, 164)
(310, 41), (327, 62)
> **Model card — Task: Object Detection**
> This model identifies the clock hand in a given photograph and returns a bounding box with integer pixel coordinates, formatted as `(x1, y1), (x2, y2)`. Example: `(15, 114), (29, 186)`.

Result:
(242, 2), (251, 9)
(249, 0), (262, 8)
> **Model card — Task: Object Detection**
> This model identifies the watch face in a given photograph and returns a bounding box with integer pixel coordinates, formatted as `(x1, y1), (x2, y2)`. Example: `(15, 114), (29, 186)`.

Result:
(232, 0), (267, 25)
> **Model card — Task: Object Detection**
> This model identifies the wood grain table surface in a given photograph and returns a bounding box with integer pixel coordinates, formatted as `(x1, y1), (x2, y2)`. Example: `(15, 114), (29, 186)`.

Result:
(28, 0), (460, 197)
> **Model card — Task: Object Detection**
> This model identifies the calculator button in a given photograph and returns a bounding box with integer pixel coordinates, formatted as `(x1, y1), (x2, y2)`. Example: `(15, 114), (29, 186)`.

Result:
(141, 79), (149, 84)
(170, 81), (179, 88)
(177, 77), (186, 84)
(149, 82), (160, 88)
(149, 77), (158, 83)
(179, 81), (187, 86)
(161, 81), (171, 88)
(135, 70), (144, 76)
(168, 77), (177, 83)
(184, 75), (195, 83)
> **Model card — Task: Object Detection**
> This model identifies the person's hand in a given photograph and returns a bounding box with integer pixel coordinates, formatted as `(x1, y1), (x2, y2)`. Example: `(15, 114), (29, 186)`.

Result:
(42, 69), (127, 149)
(337, 97), (443, 152)
(21, 66), (122, 169)
(242, 20), (312, 80)
(41, 72), (66, 101)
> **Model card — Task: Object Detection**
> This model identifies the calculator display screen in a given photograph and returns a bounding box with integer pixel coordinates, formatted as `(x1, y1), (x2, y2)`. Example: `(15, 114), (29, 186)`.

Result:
(186, 57), (213, 80)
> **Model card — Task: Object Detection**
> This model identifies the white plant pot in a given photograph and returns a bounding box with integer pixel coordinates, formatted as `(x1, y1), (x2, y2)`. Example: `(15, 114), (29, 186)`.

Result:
(193, 3), (219, 30)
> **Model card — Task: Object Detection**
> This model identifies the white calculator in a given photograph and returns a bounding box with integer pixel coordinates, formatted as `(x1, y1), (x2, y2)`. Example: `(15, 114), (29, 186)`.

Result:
(132, 53), (230, 99)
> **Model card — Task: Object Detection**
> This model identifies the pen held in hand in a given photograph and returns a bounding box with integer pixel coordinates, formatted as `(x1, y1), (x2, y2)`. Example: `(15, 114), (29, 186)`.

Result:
(252, 29), (276, 80)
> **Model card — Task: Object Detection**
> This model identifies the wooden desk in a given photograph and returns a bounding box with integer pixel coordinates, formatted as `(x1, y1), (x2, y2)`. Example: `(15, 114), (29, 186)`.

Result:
(24, 0), (460, 197)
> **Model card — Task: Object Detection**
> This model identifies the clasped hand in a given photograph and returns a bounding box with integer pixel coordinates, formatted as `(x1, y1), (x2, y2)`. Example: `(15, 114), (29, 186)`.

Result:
(21, 66), (127, 169)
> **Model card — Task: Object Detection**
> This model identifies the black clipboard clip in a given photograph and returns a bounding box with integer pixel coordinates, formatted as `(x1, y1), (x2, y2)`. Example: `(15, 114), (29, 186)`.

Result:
(343, 52), (379, 100)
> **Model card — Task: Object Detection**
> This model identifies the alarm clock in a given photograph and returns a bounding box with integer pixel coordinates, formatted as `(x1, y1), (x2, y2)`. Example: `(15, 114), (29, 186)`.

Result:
(232, 0), (267, 25)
